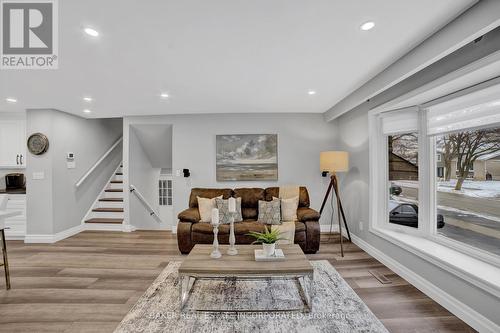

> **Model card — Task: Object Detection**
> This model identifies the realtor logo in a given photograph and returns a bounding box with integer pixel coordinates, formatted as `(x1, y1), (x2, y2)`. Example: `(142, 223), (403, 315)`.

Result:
(1, 0), (58, 69)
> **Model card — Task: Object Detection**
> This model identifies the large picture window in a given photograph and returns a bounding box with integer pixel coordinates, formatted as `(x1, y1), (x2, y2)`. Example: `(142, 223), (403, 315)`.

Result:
(370, 82), (500, 267)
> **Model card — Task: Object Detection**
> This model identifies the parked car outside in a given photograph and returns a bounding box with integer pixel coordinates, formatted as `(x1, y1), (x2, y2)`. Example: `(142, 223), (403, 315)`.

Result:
(390, 182), (402, 196)
(388, 201), (445, 229)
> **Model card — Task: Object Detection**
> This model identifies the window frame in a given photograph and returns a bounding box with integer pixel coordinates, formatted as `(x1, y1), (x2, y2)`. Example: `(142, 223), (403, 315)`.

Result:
(369, 107), (500, 269)
(371, 107), (426, 237)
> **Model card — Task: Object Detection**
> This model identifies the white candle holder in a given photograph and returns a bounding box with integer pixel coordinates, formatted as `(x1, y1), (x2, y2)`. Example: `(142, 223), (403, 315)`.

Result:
(210, 223), (222, 259)
(227, 212), (238, 256)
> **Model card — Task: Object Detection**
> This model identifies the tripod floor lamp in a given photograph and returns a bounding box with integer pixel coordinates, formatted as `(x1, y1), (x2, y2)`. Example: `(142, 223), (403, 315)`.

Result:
(319, 151), (352, 257)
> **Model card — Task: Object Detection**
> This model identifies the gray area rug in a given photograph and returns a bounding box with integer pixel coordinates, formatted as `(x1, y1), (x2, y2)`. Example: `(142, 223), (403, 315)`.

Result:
(114, 260), (388, 333)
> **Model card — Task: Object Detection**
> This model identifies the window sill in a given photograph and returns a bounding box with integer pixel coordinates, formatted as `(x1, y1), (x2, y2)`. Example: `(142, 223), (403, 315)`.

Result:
(370, 227), (500, 298)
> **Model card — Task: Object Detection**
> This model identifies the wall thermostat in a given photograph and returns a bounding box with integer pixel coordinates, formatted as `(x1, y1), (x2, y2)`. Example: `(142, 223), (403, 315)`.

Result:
(66, 152), (76, 169)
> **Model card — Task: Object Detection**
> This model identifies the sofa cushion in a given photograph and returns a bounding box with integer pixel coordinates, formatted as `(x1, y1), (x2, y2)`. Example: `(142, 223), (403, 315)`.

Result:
(197, 195), (222, 222)
(241, 207), (258, 220)
(258, 199), (281, 225)
(178, 208), (200, 223)
(192, 220), (266, 235)
(265, 187), (310, 208)
(297, 207), (321, 222)
(189, 188), (233, 208)
(233, 188), (265, 207)
(215, 197), (243, 223)
(275, 196), (299, 222)
(191, 220), (306, 235)
(192, 222), (230, 234)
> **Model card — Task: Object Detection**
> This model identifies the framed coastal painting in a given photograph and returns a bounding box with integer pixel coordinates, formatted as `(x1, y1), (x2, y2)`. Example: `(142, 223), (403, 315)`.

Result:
(216, 134), (278, 181)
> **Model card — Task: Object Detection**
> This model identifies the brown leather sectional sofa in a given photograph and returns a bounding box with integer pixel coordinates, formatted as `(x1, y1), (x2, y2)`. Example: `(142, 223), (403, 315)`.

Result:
(177, 187), (321, 254)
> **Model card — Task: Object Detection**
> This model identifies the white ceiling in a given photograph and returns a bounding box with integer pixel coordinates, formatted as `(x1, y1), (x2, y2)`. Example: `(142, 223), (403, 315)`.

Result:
(1, 0), (475, 118)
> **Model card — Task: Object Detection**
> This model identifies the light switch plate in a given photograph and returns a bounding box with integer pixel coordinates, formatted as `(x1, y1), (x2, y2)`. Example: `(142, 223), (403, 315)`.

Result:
(33, 172), (45, 180)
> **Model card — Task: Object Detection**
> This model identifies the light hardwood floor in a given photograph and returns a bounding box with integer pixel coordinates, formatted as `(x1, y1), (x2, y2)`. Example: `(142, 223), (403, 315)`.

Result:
(0, 231), (475, 333)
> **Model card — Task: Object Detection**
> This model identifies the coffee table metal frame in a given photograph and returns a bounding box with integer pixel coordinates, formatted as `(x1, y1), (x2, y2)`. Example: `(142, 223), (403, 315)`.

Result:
(179, 270), (314, 313)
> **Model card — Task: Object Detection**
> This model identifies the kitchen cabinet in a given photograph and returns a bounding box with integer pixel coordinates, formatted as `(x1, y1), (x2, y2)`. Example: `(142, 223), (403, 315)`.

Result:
(0, 119), (26, 168)
(3, 194), (26, 239)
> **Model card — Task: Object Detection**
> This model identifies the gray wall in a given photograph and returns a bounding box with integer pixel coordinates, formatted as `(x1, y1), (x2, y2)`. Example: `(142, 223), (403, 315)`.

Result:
(26, 109), (122, 235)
(128, 126), (163, 230)
(336, 107), (500, 326)
(124, 113), (338, 228)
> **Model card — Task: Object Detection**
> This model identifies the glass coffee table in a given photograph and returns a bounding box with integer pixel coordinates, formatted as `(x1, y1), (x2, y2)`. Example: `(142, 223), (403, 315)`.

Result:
(178, 244), (314, 312)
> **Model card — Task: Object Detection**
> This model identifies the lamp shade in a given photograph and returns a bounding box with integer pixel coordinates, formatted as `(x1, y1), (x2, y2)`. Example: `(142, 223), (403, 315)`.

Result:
(320, 151), (349, 173)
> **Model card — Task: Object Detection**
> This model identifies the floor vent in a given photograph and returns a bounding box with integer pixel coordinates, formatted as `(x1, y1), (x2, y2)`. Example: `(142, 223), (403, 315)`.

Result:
(368, 270), (392, 284)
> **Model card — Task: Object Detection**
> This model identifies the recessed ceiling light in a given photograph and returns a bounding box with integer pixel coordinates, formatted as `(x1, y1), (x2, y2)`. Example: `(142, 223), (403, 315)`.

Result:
(83, 96), (93, 102)
(84, 27), (99, 37)
(83, 109), (92, 114)
(6, 97), (17, 103)
(308, 90), (316, 95)
(360, 21), (375, 31)
(160, 93), (169, 99)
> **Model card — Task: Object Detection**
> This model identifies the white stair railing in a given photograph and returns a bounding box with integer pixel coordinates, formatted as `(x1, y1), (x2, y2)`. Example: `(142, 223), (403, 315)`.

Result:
(129, 185), (162, 224)
(75, 136), (123, 188)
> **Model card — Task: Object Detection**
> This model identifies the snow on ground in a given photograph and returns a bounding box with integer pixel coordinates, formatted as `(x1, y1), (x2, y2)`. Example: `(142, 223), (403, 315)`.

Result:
(393, 180), (500, 199)
(438, 180), (500, 199)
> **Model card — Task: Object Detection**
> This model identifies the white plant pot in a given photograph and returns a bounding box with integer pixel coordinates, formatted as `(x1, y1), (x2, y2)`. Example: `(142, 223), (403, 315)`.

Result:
(262, 243), (276, 257)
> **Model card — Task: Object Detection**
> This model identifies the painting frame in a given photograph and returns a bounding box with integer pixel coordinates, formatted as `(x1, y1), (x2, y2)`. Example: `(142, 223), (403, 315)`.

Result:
(216, 134), (278, 181)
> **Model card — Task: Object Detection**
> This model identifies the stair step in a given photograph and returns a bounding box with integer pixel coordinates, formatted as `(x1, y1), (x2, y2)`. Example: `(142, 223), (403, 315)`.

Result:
(99, 198), (123, 202)
(92, 207), (124, 212)
(110, 180), (123, 183)
(85, 218), (123, 224)
(116, 172), (123, 175)
(105, 189), (123, 192)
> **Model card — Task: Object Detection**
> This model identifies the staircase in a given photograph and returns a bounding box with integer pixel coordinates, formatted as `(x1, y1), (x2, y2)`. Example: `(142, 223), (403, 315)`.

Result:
(84, 165), (124, 227)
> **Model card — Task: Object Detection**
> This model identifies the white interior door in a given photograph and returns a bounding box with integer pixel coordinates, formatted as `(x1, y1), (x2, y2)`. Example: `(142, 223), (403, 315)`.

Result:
(158, 175), (173, 229)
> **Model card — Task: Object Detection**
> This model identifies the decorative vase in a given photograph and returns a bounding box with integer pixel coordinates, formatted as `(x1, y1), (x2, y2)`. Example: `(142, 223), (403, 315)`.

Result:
(262, 243), (276, 257)
(227, 213), (238, 256)
(210, 223), (222, 259)
(210, 208), (222, 259)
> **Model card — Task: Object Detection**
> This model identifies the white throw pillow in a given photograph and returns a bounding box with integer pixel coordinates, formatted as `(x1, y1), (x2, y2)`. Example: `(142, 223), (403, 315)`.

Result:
(197, 195), (223, 222)
(275, 196), (299, 222)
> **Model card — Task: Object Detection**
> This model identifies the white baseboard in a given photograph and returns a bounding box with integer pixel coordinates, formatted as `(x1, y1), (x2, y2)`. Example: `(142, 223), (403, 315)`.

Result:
(122, 224), (136, 232)
(4, 231), (26, 241)
(24, 223), (138, 243)
(351, 233), (500, 333)
(24, 224), (84, 243)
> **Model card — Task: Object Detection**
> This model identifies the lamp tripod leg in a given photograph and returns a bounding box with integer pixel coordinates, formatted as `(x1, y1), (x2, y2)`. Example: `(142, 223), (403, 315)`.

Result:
(337, 188), (344, 257)
(332, 176), (351, 242)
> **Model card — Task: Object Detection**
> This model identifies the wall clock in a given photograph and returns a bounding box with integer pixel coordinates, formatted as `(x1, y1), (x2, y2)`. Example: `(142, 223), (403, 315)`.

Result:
(27, 133), (49, 155)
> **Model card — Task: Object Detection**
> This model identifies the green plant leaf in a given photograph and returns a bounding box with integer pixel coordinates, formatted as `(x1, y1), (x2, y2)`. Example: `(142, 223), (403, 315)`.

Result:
(246, 226), (288, 244)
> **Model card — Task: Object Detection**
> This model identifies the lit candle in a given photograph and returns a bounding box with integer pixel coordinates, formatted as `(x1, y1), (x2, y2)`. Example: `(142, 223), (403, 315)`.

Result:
(228, 197), (236, 213)
(211, 208), (219, 225)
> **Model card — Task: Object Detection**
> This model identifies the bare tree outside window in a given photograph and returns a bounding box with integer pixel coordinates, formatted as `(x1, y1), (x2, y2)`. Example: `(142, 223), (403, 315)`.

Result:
(447, 129), (500, 190)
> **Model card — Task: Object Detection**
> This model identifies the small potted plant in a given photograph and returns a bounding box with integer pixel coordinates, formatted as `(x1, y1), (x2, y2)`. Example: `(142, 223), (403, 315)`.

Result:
(247, 226), (286, 256)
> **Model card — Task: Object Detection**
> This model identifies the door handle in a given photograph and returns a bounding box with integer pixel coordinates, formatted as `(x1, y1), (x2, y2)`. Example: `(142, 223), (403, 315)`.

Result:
(20, 154), (23, 165)
(16, 154), (19, 165)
